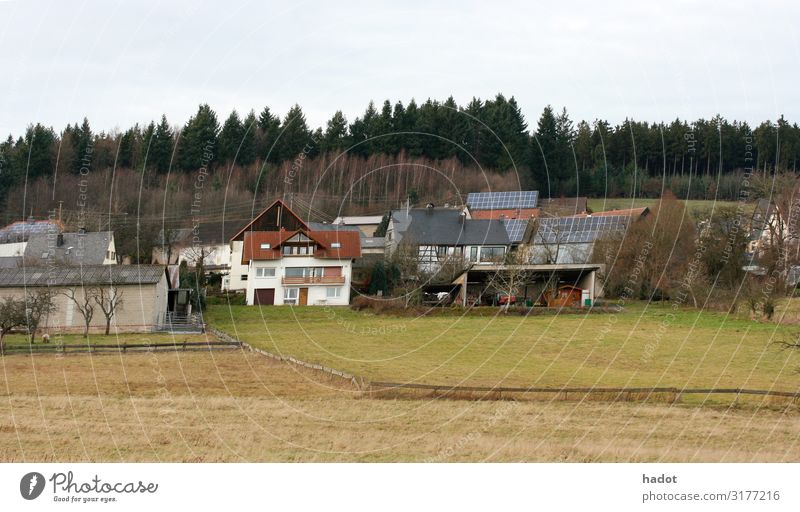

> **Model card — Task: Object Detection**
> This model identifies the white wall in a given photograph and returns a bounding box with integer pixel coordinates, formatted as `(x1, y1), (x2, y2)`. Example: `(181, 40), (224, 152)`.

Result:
(0, 241), (26, 257)
(245, 256), (352, 306)
(227, 241), (247, 291)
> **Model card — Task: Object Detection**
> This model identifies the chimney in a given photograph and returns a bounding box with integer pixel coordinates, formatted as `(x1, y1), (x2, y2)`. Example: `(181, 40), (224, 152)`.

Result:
(57, 233), (64, 247)
(459, 211), (466, 224)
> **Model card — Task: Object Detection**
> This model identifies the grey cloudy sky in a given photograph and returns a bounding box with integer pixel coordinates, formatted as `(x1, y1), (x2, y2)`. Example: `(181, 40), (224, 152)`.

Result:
(0, 0), (797, 137)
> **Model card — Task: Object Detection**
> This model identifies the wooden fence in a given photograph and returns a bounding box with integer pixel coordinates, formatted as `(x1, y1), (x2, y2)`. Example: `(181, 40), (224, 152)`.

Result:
(366, 381), (800, 402)
(0, 340), (241, 355)
(208, 326), (362, 388)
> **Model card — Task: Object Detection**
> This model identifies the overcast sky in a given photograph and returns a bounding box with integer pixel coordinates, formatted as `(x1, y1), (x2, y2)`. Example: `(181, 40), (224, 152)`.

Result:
(0, 0), (798, 137)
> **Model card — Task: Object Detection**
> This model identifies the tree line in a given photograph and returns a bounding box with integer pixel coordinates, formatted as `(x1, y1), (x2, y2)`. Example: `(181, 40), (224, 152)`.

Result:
(2, 96), (799, 206)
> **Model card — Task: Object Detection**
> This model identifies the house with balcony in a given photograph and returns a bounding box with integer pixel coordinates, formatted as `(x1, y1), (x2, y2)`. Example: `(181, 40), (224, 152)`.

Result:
(229, 199), (361, 305)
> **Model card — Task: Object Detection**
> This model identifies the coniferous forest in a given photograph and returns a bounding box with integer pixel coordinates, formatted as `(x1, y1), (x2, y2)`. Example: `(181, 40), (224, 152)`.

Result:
(1, 95), (798, 254)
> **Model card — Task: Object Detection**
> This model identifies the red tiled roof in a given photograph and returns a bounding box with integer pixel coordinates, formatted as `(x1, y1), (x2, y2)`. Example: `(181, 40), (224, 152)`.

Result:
(470, 208), (540, 220)
(571, 207), (649, 218)
(242, 229), (361, 263)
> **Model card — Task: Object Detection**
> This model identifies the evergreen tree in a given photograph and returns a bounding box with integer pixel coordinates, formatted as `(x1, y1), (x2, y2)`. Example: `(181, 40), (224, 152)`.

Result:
(151, 115), (174, 173)
(257, 106), (281, 162)
(532, 105), (559, 193)
(276, 104), (310, 161)
(178, 104), (219, 170)
(238, 110), (258, 166)
(17, 124), (56, 179)
(322, 110), (349, 153)
(117, 124), (140, 169)
(218, 110), (245, 164)
(71, 118), (93, 173)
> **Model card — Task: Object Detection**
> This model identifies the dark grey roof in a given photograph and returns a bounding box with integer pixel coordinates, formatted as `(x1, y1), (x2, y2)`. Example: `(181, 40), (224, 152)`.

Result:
(0, 257), (23, 269)
(24, 231), (113, 266)
(395, 208), (510, 246)
(362, 237), (385, 249)
(0, 265), (165, 287)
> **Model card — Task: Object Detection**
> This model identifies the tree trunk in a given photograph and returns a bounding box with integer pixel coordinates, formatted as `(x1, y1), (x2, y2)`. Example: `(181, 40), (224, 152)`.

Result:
(105, 319), (111, 336)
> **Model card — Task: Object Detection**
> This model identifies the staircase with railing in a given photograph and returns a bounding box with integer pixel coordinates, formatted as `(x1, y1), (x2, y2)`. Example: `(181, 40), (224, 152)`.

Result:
(156, 311), (205, 333)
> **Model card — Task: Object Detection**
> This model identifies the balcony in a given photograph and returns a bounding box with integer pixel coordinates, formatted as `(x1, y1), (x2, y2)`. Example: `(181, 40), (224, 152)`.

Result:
(281, 275), (345, 285)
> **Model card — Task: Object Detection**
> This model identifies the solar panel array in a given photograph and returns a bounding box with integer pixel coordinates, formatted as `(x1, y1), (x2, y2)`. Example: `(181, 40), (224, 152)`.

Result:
(0, 221), (61, 243)
(503, 219), (529, 243)
(536, 215), (628, 244)
(467, 191), (538, 210)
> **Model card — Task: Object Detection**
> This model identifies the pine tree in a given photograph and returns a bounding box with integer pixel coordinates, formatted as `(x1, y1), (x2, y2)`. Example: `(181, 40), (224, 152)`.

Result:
(532, 105), (559, 192)
(218, 110), (245, 164)
(257, 106), (281, 163)
(71, 118), (93, 173)
(276, 104), (310, 161)
(178, 104), (219, 170)
(322, 110), (349, 153)
(238, 110), (258, 166)
(151, 115), (174, 173)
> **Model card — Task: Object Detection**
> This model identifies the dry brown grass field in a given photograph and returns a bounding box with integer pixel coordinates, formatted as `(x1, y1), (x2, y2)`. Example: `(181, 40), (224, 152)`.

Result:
(2, 351), (799, 462)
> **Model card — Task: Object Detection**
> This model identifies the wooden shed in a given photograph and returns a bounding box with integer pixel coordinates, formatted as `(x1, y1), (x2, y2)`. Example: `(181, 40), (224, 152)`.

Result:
(544, 285), (583, 308)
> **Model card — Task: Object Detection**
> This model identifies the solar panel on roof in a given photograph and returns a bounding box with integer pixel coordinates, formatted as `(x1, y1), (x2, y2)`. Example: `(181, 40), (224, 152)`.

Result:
(536, 215), (629, 244)
(503, 219), (528, 243)
(467, 191), (538, 210)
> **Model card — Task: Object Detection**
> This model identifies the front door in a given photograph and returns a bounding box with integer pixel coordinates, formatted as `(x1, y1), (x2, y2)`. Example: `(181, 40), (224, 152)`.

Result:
(299, 287), (308, 306)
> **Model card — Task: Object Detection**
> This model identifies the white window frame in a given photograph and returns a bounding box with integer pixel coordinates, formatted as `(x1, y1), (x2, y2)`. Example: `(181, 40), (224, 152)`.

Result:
(284, 288), (299, 305)
(326, 287), (341, 298)
(256, 267), (276, 278)
(260, 243), (271, 249)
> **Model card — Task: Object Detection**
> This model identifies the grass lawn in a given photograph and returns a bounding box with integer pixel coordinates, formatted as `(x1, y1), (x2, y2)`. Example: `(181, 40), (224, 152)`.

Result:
(206, 302), (800, 394)
(2, 351), (799, 462)
(587, 197), (750, 216)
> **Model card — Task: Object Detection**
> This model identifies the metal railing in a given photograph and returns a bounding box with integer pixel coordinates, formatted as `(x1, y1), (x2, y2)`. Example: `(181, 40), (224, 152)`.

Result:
(281, 275), (345, 285)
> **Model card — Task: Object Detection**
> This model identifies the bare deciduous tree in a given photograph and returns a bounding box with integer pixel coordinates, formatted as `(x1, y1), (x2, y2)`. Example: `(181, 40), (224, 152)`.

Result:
(62, 287), (97, 338)
(91, 286), (124, 335)
(488, 248), (534, 311)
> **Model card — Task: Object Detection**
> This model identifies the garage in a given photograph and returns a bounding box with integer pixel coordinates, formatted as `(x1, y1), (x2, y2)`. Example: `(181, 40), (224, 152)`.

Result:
(254, 288), (275, 305)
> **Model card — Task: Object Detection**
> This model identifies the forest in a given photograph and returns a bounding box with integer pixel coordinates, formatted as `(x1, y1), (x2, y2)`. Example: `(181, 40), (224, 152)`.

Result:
(1, 95), (798, 260)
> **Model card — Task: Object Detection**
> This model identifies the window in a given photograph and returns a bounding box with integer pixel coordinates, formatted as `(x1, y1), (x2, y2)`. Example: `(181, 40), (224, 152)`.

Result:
(285, 267), (309, 277)
(436, 246), (448, 258)
(282, 245), (315, 255)
(260, 243), (271, 249)
(326, 287), (341, 298)
(256, 268), (275, 278)
(470, 247), (478, 261)
(479, 246), (505, 262)
(241, 274), (248, 281)
(284, 288), (299, 305)
(331, 242), (341, 248)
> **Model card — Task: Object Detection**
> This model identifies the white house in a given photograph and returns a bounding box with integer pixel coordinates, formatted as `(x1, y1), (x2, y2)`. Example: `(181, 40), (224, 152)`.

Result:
(228, 199), (362, 305)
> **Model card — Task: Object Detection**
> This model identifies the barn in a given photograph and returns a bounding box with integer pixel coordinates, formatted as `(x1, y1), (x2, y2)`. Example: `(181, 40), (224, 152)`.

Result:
(0, 265), (169, 334)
